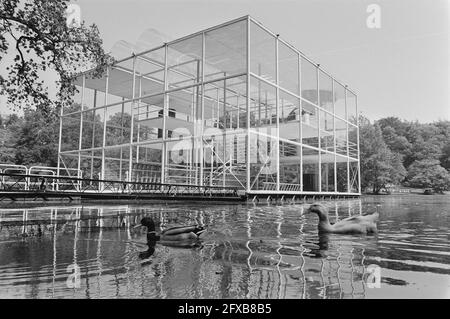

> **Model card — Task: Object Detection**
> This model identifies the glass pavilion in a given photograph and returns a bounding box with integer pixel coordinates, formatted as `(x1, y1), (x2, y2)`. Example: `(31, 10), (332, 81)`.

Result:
(58, 16), (360, 196)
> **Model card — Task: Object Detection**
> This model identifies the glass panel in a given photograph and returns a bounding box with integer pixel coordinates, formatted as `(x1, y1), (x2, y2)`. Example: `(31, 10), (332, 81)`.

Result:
(83, 69), (107, 109)
(348, 124), (358, 158)
(249, 76), (277, 128)
(321, 151), (335, 192)
(105, 102), (132, 146)
(61, 113), (81, 152)
(279, 140), (301, 191)
(167, 34), (202, 89)
(81, 110), (103, 149)
(334, 80), (346, 120)
(349, 161), (359, 193)
(301, 57), (318, 105)
(301, 100), (318, 148)
(279, 91), (300, 140)
(166, 86), (200, 139)
(108, 65), (134, 102)
(59, 153), (79, 176)
(135, 48), (165, 97)
(279, 42), (299, 95)
(134, 94), (164, 142)
(335, 118), (347, 156)
(104, 146), (130, 180)
(250, 21), (276, 83)
(302, 146), (319, 192)
(249, 131), (278, 191)
(83, 87), (105, 110)
(320, 110), (334, 153)
(204, 76), (247, 130)
(132, 143), (162, 183)
(336, 157), (348, 192)
(166, 139), (194, 185)
(79, 150), (102, 180)
(346, 90), (357, 124)
(202, 76), (247, 189)
(203, 131), (247, 189)
(204, 20), (247, 81)
(319, 70), (333, 113)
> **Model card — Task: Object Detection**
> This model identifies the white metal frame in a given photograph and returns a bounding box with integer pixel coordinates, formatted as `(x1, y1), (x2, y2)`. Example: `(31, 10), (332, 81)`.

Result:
(58, 15), (360, 196)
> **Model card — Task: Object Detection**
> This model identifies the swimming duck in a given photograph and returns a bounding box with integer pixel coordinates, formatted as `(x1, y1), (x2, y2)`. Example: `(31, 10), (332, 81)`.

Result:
(138, 239), (157, 260)
(138, 217), (206, 247)
(306, 203), (379, 234)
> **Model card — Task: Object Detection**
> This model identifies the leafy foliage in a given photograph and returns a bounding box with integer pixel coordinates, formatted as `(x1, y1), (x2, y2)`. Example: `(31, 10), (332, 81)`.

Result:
(0, 114), (21, 163)
(12, 108), (59, 166)
(0, 0), (112, 114)
(407, 159), (450, 193)
(362, 116), (450, 193)
(359, 115), (407, 193)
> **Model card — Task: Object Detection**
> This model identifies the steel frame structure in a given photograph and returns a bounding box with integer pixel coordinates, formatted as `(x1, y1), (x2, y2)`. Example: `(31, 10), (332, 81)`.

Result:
(58, 16), (360, 196)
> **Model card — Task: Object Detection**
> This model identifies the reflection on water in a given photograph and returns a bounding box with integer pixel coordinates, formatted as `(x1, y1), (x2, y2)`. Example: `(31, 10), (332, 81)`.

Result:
(0, 195), (449, 299)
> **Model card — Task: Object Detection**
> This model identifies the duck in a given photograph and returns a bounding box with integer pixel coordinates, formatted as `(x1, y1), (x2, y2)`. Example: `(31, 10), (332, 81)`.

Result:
(305, 203), (379, 234)
(138, 240), (157, 260)
(137, 217), (206, 248)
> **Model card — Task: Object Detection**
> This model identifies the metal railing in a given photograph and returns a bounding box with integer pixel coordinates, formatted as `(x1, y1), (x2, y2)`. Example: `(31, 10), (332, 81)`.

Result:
(262, 182), (302, 192)
(0, 164), (82, 191)
(0, 172), (240, 198)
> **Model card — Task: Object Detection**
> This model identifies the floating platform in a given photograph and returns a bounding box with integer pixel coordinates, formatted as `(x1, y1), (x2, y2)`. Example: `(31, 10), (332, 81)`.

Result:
(0, 172), (359, 207)
(0, 190), (246, 207)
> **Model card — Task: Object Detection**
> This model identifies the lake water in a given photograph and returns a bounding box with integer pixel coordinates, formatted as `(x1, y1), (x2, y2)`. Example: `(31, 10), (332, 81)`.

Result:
(0, 194), (448, 299)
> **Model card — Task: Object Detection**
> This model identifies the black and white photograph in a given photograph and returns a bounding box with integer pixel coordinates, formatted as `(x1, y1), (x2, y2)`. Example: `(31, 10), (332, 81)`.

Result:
(0, 0), (448, 305)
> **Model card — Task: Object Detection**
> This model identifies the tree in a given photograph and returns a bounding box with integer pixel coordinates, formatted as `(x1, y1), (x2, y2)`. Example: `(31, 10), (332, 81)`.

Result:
(378, 125), (412, 160)
(13, 108), (59, 166)
(359, 115), (407, 193)
(440, 142), (450, 171)
(0, 0), (112, 113)
(0, 113), (22, 163)
(407, 159), (450, 194)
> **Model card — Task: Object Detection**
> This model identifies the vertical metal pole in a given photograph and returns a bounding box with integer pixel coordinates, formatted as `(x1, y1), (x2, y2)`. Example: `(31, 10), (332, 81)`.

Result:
(229, 95), (233, 172)
(57, 93), (64, 191)
(237, 95), (240, 129)
(136, 76), (142, 164)
(356, 94), (361, 195)
(333, 80), (337, 194)
(119, 99), (125, 181)
(345, 88), (350, 193)
(216, 88), (220, 129)
(77, 75), (85, 177)
(216, 87), (220, 184)
(275, 36), (280, 192)
(128, 56), (136, 184)
(200, 32), (205, 186)
(299, 54), (303, 193)
(210, 139), (213, 186)
(90, 90), (97, 179)
(246, 17), (251, 193)
(317, 67), (321, 193)
(101, 68), (109, 185)
(222, 79), (226, 188)
(161, 44), (168, 184)
(259, 65), (262, 125)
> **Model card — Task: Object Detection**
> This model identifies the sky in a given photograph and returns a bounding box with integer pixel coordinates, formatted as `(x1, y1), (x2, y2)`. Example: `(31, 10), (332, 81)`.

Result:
(1, 0), (448, 123)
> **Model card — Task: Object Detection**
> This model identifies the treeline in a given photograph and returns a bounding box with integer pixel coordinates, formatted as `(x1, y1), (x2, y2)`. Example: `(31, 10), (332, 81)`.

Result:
(0, 110), (59, 167)
(1, 110), (450, 193)
(359, 115), (450, 193)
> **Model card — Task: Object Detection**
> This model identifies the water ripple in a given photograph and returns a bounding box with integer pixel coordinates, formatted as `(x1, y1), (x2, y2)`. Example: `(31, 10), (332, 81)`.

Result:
(0, 194), (449, 298)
